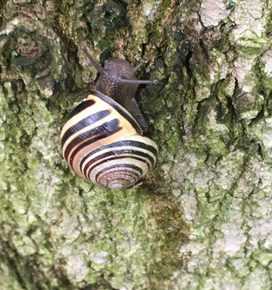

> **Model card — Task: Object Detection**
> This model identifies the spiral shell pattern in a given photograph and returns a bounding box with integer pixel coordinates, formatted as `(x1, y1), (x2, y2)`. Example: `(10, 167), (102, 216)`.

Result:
(60, 92), (158, 189)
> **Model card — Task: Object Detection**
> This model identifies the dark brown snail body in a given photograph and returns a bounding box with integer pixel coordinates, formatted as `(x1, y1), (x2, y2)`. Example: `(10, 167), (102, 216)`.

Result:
(60, 48), (157, 189)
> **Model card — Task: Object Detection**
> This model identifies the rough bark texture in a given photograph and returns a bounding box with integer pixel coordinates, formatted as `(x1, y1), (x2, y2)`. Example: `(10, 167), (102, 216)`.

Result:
(1, 0), (272, 289)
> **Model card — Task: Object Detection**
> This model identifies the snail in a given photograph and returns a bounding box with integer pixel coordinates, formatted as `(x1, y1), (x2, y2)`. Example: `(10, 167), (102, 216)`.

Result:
(60, 47), (158, 189)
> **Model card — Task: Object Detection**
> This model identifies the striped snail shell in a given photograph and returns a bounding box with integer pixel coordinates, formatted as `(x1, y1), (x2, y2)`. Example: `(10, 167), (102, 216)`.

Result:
(60, 48), (158, 189)
(60, 91), (157, 189)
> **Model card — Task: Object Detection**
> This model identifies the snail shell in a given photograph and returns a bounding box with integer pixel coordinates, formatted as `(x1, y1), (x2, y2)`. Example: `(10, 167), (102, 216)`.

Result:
(60, 91), (157, 189)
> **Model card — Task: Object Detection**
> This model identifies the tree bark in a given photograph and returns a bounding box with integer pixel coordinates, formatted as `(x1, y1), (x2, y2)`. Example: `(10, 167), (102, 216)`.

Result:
(1, 0), (272, 289)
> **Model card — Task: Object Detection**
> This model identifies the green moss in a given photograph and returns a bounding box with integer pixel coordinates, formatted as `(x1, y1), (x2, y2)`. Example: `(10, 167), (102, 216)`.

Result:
(254, 251), (272, 267)
(235, 37), (269, 56)
(0, 258), (25, 290)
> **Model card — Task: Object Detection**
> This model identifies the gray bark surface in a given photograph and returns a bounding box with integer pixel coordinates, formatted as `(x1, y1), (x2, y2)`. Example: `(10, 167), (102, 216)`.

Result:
(1, 0), (272, 289)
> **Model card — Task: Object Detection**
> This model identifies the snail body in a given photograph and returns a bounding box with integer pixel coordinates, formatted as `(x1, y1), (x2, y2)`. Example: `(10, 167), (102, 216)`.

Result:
(60, 49), (157, 189)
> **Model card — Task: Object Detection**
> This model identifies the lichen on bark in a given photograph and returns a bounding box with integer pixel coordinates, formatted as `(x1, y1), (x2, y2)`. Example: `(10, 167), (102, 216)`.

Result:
(1, 0), (272, 289)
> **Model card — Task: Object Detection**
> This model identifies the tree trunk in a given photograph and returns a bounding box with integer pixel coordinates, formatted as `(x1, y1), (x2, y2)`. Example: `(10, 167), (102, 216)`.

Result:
(1, 0), (272, 289)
